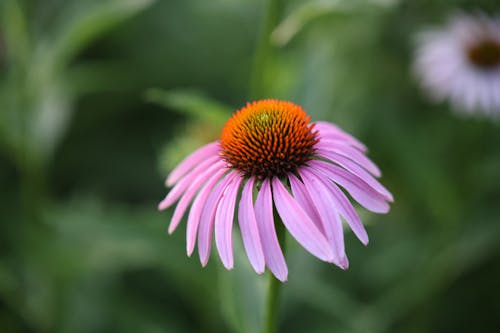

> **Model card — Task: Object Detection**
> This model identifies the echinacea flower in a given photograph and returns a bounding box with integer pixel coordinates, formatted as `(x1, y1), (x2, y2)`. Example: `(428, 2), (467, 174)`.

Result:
(414, 13), (500, 116)
(159, 99), (393, 281)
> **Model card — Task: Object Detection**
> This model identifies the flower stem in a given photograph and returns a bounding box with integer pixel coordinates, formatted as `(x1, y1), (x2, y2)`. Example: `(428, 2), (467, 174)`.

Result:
(263, 271), (282, 333)
(249, 0), (283, 100)
(262, 213), (286, 333)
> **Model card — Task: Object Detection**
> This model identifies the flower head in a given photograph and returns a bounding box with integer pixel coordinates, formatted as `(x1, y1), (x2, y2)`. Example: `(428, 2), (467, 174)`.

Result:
(414, 13), (500, 116)
(159, 99), (393, 281)
(220, 100), (318, 179)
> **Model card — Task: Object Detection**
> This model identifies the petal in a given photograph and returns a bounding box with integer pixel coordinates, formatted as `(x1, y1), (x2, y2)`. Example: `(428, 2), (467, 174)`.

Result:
(317, 150), (393, 201)
(238, 177), (265, 274)
(198, 171), (239, 266)
(272, 178), (335, 263)
(310, 160), (390, 214)
(215, 175), (243, 270)
(166, 142), (220, 186)
(315, 121), (367, 152)
(303, 166), (368, 245)
(255, 178), (288, 282)
(159, 155), (220, 210)
(168, 160), (226, 234)
(296, 169), (348, 268)
(288, 174), (323, 232)
(186, 168), (227, 256)
(316, 140), (381, 177)
(317, 175), (369, 246)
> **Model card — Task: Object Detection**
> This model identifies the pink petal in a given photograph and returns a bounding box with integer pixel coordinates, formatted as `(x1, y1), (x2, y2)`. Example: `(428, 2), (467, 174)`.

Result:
(166, 142), (220, 186)
(296, 169), (348, 268)
(272, 178), (335, 263)
(255, 179), (288, 282)
(316, 140), (381, 177)
(288, 174), (324, 233)
(215, 175), (243, 270)
(238, 177), (265, 274)
(310, 160), (390, 214)
(317, 150), (393, 201)
(159, 155), (220, 210)
(317, 175), (369, 245)
(198, 171), (239, 266)
(315, 121), (367, 152)
(186, 168), (227, 256)
(168, 160), (226, 234)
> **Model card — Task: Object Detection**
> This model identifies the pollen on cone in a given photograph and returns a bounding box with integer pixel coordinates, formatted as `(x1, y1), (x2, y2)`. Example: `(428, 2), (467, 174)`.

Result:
(220, 99), (318, 179)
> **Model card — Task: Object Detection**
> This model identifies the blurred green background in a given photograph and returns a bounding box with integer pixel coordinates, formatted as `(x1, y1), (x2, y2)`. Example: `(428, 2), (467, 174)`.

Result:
(1, 0), (500, 332)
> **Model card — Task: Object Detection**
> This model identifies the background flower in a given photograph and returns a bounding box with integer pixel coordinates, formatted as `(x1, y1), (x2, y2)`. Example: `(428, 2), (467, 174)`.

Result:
(414, 13), (500, 116)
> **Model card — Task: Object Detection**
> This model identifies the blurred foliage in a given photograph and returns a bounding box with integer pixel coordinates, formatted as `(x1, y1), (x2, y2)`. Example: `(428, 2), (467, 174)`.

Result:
(1, 0), (500, 332)
(146, 88), (231, 172)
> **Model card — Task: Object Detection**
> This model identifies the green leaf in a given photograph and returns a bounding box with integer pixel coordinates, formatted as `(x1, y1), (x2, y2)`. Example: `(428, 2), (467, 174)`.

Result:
(146, 88), (231, 127)
(271, 0), (398, 46)
(48, 0), (155, 68)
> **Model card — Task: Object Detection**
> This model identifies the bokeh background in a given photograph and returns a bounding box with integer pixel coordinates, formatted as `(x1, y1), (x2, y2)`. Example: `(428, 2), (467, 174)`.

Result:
(1, 0), (500, 332)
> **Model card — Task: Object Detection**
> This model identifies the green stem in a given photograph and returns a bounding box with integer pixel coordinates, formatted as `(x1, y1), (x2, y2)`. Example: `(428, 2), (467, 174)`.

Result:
(249, 0), (283, 100)
(263, 270), (282, 333)
(262, 212), (286, 333)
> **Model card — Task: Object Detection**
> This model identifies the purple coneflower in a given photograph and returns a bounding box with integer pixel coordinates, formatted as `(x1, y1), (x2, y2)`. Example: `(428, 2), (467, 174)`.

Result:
(159, 99), (392, 281)
(414, 13), (500, 116)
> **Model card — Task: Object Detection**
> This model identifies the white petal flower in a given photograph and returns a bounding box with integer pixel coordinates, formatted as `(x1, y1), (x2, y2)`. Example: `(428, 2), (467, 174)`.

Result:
(414, 13), (500, 117)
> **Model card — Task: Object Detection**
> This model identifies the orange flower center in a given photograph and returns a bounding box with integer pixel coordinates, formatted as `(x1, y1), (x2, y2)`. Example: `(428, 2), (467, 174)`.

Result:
(220, 99), (318, 179)
(467, 39), (500, 69)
